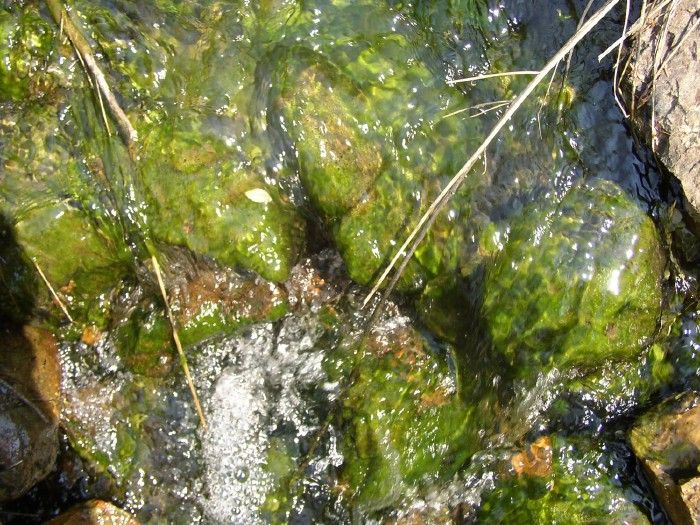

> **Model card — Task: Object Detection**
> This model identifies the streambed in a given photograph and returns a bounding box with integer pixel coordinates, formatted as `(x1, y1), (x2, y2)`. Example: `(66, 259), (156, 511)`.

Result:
(1, 0), (699, 523)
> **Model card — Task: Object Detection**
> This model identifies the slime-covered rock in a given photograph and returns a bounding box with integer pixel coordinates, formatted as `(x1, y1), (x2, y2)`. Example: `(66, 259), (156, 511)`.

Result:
(139, 126), (304, 282)
(329, 319), (483, 513)
(478, 434), (650, 523)
(482, 179), (665, 379)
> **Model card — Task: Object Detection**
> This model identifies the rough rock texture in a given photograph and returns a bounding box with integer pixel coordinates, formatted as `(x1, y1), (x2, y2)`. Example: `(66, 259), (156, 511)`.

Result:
(629, 391), (700, 524)
(622, 0), (700, 225)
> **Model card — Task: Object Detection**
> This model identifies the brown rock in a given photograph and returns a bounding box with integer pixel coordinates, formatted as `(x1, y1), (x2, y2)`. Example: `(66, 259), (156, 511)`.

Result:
(621, 0), (700, 227)
(0, 325), (61, 501)
(680, 477), (700, 524)
(629, 391), (700, 524)
(44, 500), (139, 525)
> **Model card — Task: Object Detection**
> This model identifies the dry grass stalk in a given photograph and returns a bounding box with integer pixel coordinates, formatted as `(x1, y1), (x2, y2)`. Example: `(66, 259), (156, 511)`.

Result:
(447, 70), (538, 84)
(597, 0), (675, 60)
(612, 0), (633, 118)
(442, 99), (513, 119)
(362, 0), (623, 310)
(152, 256), (208, 431)
(32, 258), (74, 323)
(45, 0), (137, 155)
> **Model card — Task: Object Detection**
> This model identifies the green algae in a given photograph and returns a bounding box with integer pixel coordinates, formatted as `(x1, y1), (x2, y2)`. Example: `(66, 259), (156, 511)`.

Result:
(0, 0), (691, 521)
(139, 124), (304, 282)
(280, 61), (383, 217)
(325, 324), (482, 513)
(481, 179), (665, 379)
(478, 434), (650, 524)
(267, 0), (497, 293)
(0, 6), (58, 102)
(16, 204), (129, 309)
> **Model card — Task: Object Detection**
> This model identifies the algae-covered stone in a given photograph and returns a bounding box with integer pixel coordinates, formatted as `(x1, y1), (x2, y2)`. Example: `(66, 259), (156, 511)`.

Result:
(629, 391), (700, 525)
(115, 266), (288, 376)
(0, 6), (57, 102)
(14, 203), (129, 321)
(275, 31), (488, 292)
(478, 434), (650, 523)
(140, 126), (304, 282)
(335, 170), (428, 290)
(278, 61), (383, 217)
(331, 321), (481, 513)
(482, 179), (665, 378)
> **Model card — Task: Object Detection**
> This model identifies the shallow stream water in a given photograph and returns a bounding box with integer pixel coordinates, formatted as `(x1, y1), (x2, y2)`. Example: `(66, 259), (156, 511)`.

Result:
(1, 0), (699, 523)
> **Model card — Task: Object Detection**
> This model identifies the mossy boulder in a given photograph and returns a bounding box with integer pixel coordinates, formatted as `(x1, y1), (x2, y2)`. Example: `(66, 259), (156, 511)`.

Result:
(276, 45), (487, 292)
(329, 323), (481, 513)
(477, 434), (650, 523)
(140, 126), (304, 282)
(13, 203), (129, 322)
(279, 61), (384, 218)
(482, 179), (665, 379)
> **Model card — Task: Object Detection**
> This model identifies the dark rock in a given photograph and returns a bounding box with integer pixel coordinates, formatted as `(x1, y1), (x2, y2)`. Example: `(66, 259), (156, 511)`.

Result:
(0, 326), (60, 501)
(629, 391), (700, 524)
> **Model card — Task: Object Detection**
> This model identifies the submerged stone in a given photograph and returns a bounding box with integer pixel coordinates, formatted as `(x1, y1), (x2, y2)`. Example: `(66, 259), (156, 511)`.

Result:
(478, 434), (650, 523)
(274, 14), (488, 293)
(481, 179), (665, 379)
(330, 319), (482, 513)
(14, 203), (129, 324)
(629, 391), (700, 525)
(140, 127), (304, 282)
(0, 6), (58, 102)
(279, 62), (384, 217)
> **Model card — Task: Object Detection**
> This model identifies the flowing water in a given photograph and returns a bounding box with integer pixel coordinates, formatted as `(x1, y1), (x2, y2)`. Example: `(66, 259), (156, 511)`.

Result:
(1, 0), (699, 523)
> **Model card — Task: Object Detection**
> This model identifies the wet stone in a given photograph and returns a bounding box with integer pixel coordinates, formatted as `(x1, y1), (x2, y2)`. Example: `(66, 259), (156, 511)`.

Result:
(629, 391), (700, 525)
(44, 499), (139, 525)
(477, 434), (650, 524)
(0, 325), (60, 502)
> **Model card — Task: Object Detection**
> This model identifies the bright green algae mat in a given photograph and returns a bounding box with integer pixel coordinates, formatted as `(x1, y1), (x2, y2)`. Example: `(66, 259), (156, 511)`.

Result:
(482, 178), (665, 378)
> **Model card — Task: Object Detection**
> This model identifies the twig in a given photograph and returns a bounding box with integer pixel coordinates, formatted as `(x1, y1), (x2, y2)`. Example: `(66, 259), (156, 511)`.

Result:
(447, 70), (539, 85)
(442, 99), (512, 119)
(362, 0), (622, 309)
(45, 0), (137, 154)
(152, 255), (208, 431)
(32, 258), (74, 323)
(469, 100), (512, 118)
